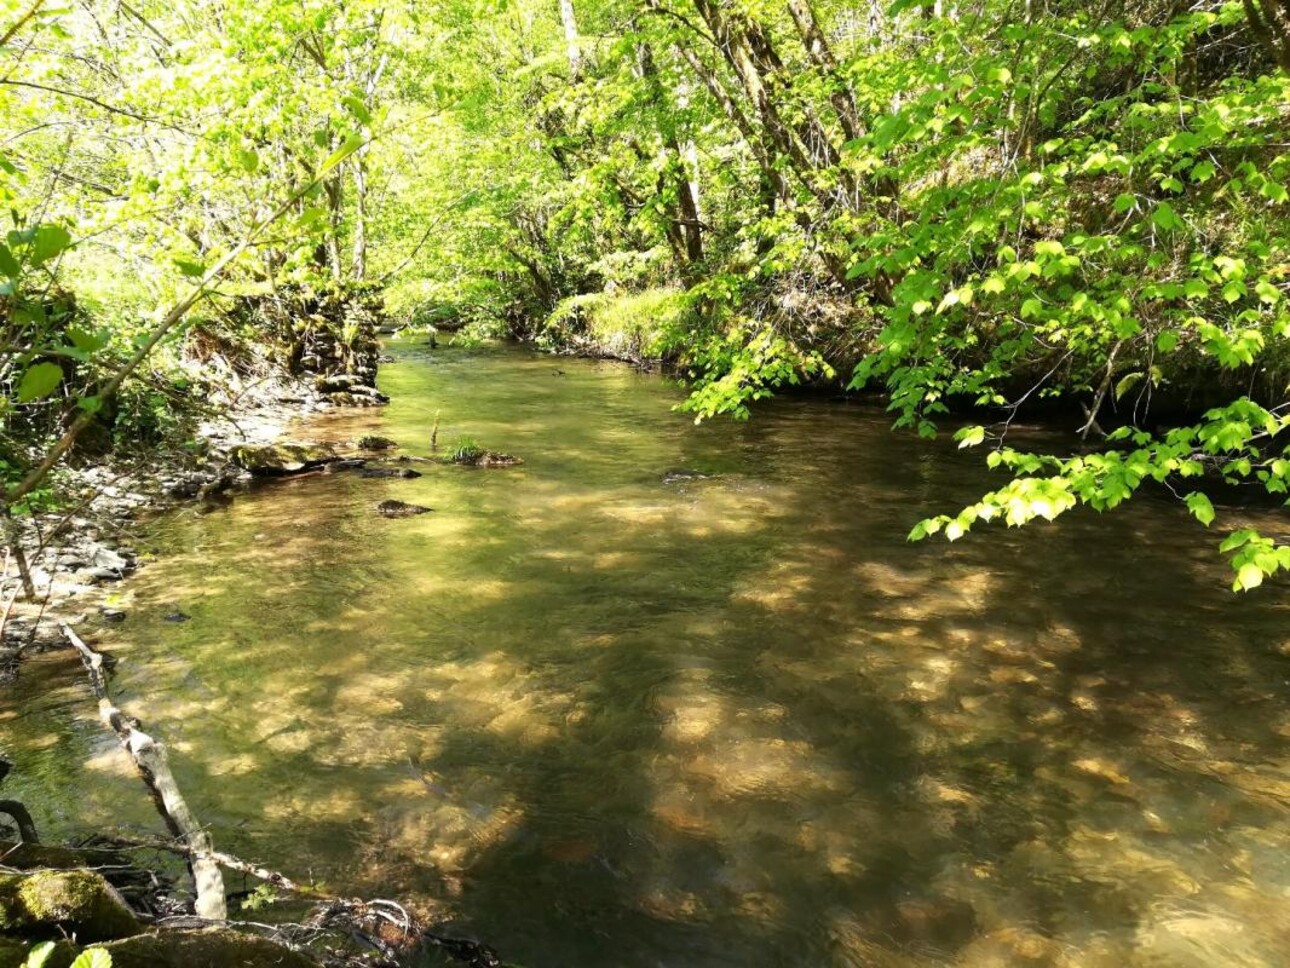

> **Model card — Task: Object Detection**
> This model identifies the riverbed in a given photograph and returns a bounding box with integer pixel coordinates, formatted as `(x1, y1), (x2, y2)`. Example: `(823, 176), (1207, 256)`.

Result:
(3, 343), (1289, 967)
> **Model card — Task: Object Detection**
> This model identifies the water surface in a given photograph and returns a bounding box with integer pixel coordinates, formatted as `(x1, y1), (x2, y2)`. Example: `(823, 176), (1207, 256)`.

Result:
(4, 344), (1290, 967)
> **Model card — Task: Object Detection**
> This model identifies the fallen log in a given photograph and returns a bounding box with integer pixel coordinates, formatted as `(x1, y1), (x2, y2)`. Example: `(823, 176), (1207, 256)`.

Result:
(62, 623), (228, 921)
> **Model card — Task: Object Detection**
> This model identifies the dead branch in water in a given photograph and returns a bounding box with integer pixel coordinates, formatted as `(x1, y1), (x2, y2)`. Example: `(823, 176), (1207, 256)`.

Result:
(62, 626), (506, 966)
(91, 832), (307, 895)
(62, 623), (228, 920)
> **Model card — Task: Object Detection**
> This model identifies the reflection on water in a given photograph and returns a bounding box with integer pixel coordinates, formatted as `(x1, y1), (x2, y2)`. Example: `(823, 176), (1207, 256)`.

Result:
(3, 344), (1290, 967)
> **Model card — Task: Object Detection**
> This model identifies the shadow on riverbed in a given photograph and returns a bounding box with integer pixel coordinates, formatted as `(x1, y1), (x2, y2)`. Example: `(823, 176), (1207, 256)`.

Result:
(5, 347), (1289, 967)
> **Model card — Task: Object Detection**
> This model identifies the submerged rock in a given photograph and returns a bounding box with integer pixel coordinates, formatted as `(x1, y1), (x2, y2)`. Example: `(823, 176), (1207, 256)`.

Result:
(661, 468), (712, 483)
(322, 458), (367, 474)
(377, 500), (433, 518)
(356, 435), (399, 451)
(450, 450), (523, 467)
(360, 467), (422, 479)
(0, 870), (141, 941)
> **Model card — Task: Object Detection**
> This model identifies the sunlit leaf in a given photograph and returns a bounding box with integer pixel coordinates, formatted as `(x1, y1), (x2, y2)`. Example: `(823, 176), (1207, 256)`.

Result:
(17, 362), (63, 402)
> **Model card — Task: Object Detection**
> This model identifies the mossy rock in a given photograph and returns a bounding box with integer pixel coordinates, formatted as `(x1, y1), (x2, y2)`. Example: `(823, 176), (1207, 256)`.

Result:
(0, 870), (140, 941)
(103, 927), (321, 968)
(0, 937), (80, 968)
(227, 443), (337, 476)
(356, 434), (398, 450)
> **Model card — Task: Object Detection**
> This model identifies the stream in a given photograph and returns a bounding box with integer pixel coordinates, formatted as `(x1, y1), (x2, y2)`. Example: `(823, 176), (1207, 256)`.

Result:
(3, 343), (1290, 967)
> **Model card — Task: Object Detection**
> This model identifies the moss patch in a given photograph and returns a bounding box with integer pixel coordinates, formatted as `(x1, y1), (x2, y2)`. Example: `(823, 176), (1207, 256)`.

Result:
(104, 927), (321, 968)
(0, 870), (140, 941)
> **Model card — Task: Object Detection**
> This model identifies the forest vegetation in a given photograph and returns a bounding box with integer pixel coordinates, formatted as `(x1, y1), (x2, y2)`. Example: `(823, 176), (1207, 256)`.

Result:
(1, 0), (1289, 585)
(3, 1), (1290, 965)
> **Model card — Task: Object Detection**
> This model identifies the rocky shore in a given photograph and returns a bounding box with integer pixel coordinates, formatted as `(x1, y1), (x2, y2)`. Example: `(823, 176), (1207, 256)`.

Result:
(0, 371), (355, 681)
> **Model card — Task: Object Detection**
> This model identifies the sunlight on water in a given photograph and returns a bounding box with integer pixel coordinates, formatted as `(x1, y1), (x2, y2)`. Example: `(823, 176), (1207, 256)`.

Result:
(3, 343), (1290, 967)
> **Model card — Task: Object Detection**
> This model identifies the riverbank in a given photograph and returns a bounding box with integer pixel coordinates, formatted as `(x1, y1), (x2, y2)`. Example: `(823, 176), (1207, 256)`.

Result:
(1, 373), (339, 680)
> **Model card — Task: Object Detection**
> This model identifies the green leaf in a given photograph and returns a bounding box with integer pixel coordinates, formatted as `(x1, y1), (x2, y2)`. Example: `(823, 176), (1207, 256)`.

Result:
(955, 425), (985, 449)
(1185, 491), (1215, 526)
(321, 134), (364, 174)
(1156, 330), (1179, 352)
(68, 948), (112, 968)
(67, 326), (107, 352)
(1114, 371), (1144, 401)
(1190, 159), (1216, 183)
(17, 362), (63, 402)
(1235, 561), (1264, 591)
(30, 225), (72, 266)
(235, 148), (259, 173)
(340, 95), (372, 125)
(23, 941), (56, 968)
(77, 394), (103, 414)
(1219, 529), (1257, 553)
(1151, 202), (1183, 232)
(174, 259), (207, 278)
(0, 242), (18, 278)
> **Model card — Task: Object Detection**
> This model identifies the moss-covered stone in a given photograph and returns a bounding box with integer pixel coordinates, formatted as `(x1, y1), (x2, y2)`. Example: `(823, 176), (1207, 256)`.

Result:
(0, 937), (80, 968)
(0, 870), (140, 941)
(103, 927), (321, 968)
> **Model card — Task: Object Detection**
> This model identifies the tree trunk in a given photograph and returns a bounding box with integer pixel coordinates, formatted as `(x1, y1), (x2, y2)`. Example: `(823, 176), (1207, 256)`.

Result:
(351, 153), (368, 282)
(784, 0), (863, 143)
(637, 42), (704, 268)
(560, 0), (582, 79)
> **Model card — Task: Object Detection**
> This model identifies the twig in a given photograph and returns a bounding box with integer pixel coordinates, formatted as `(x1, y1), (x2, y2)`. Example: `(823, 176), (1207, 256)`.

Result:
(1080, 340), (1122, 440)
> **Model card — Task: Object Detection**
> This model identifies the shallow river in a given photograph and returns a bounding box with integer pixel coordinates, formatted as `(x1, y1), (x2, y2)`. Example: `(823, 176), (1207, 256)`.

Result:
(4, 344), (1290, 967)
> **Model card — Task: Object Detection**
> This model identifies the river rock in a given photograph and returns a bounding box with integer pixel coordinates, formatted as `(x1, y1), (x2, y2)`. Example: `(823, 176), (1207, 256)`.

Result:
(377, 500), (433, 518)
(321, 458), (367, 474)
(360, 467), (422, 479)
(0, 870), (141, 941)
(103, 927), (321, 968)
(451, 450), (523, 467)
(662, 468), (712, 483)
(227, 443), (337, 476)
(327, 388), (390, 406)
(356, 435), (399, 450)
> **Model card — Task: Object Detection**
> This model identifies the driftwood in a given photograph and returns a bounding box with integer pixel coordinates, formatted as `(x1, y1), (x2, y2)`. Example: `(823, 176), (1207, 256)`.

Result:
(62, 624), (228, 920)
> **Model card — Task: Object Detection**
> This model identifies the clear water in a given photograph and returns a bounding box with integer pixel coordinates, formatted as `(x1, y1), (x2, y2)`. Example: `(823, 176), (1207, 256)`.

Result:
(4, 344), (1290, 967)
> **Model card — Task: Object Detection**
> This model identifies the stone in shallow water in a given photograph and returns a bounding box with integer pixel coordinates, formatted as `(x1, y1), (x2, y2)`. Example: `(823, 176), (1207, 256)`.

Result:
(360, 467), (422, 479)
(227, 443), (336, 476)
(451, 450), (522, 467)
(376, 500), (433, 518)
